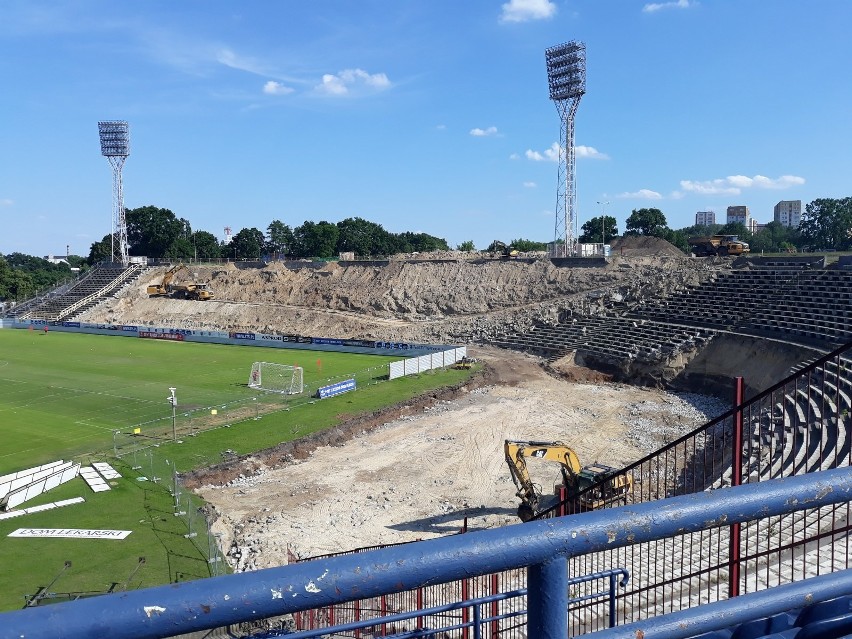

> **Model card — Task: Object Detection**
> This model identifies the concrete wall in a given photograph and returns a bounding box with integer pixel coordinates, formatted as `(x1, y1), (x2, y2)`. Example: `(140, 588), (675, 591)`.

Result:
(671, 333), (823, 399)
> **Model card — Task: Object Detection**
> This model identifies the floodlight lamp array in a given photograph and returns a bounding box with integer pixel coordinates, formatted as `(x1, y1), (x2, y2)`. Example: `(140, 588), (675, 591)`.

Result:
(545, 41), (586, 102)
(98, 120), (130, 157)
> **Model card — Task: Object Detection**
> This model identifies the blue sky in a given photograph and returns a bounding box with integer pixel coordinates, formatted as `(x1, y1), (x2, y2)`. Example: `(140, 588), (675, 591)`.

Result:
(1, 0), (850, 257)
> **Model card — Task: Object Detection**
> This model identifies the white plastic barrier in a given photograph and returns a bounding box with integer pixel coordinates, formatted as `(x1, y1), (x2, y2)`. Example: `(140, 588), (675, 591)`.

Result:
(0, 497), (85, 521)
(388, 346), (467, 381)
(79, 467), (111, 493)
(0, 460), (66, 499)
(1, 462), (80, 511)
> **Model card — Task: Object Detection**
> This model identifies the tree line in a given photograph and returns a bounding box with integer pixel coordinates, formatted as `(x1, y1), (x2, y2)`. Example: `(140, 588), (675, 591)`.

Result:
(572, 198), (852, 254)
(86, 207), (450, 262)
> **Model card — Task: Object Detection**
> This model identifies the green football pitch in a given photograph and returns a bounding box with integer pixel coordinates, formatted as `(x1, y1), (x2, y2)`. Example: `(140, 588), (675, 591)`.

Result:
(0, 328), (473, 611)
(0, 329), (397, 474)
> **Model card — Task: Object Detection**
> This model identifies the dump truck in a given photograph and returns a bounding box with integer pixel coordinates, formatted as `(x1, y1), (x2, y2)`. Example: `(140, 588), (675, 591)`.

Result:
(168, 282), (214, 301)
(147, 264), (214, 300)
(504, 439), (632, 521)
(688, 235), (750, 257)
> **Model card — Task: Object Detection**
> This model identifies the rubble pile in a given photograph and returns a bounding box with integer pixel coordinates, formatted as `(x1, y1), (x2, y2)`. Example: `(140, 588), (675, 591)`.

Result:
(81, 245), (718, 345)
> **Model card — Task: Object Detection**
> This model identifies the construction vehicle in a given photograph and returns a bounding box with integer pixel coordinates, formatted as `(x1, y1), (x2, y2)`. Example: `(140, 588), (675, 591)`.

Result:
(688, 235), (750, 257)
(453, 356), (474, 370)
(146, 264), (214, 300)
(504, 439), (632, 522)
(168, 282), (214, 301)
(490, 241), (519, 260)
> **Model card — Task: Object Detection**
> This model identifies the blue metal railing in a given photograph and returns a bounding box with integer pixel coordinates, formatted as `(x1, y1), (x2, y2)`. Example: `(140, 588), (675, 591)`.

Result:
(2, 467), (851, 639)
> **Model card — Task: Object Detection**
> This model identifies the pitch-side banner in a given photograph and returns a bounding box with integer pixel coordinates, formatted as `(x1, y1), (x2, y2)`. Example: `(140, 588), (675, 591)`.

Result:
(8, 528), (132, 540)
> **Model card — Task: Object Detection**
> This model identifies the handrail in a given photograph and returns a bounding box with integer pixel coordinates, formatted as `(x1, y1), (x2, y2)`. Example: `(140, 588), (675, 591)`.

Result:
(2, 467), (851, 639)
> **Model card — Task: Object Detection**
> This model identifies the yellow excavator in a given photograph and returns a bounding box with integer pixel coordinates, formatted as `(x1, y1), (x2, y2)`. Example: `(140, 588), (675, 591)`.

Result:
(146, 264), (214, 301)
(504, 439), (632, 522)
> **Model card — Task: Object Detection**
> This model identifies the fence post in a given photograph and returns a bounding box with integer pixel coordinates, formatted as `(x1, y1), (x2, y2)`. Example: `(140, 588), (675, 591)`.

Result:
(729, 376), (745, 598)
(490, 573), (500, 639)
(527, 555), (569, 639)
(461, 578), (470, 639)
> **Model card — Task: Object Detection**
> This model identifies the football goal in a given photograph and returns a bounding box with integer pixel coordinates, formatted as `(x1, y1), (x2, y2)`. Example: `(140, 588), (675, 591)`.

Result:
(248, 362), (304, 395)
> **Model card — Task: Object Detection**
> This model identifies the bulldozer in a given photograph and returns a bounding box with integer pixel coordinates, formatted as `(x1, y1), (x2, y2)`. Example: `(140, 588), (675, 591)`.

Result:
(504, 439), (632, 522)
(688, 235), (750, 257)
(146, 264), (214, 300)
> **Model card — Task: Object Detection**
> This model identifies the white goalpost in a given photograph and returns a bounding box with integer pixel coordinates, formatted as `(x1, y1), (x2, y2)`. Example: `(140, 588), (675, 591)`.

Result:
(248, 362), (304, 395)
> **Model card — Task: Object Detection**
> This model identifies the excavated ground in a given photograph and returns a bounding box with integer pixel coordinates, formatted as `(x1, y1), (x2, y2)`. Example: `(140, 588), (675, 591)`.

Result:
(193, 348), (726, 568)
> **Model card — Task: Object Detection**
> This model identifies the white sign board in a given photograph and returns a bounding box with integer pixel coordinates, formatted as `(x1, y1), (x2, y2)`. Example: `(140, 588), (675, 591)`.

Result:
(8, 528), (132, 540)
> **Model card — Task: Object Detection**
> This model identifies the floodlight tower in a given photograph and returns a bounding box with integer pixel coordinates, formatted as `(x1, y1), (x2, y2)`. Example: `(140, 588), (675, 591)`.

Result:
(98, 121), (131, 265)
(545, 41), (586, 257)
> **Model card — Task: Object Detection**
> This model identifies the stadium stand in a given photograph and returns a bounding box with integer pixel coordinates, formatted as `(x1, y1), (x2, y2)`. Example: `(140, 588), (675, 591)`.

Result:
(14, 263), (144, 322)
(490, 261), (852, 362)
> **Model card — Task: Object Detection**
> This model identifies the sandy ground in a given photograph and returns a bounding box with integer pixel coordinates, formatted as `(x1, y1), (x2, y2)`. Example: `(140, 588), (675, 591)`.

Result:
(197, 348), (721, 570)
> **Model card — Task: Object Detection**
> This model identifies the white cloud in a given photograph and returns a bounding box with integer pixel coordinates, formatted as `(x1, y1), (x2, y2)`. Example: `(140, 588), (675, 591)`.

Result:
(525, 142), (609, 161)
(0, 198), (13, 207)
(523, 181), (537, 188)
(263, 80), (294, 95)
(435, 124), (447, 130)
(500, 0), (557, 23)
(617, 189), (663, 200)
(643, 0), (695, 13)
(680, 174), (805, 195)
(470, 126), (498, 137)
(216, 48), (266, 74)
(315, 68), (392, 96)
(509, 153), (520, 160)
(575, 145), (610, 160)
(526, 142), (560, 162)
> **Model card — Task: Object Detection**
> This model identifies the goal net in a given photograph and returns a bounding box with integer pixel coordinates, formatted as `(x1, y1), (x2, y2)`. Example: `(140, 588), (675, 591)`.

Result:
(248, 362), (304, 395)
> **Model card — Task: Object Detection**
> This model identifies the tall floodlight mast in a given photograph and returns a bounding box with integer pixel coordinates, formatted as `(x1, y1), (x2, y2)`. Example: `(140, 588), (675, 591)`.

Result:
(545, 41), (586, 257)
(98, 121), (131, 265)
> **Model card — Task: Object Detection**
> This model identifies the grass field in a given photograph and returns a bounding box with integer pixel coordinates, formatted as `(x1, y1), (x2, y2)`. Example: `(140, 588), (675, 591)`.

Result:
(0, 328), (473, 611)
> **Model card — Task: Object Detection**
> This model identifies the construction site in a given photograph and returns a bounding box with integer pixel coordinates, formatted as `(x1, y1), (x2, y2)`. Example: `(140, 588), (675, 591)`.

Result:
(5, 237), (852, 636)
(8, 238), (847, 562)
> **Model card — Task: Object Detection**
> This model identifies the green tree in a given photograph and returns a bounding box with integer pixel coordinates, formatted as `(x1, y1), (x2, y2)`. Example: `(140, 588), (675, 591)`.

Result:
(510, 238), (548, 251)
(292, 221), (340, 258)
(579, 216), (618, 243)
(229, 228), (265, 259)
(87, 234), (113, 264)
(191, 231), (223, 260)
(336, 217), (393, 256)
(164, 237), (195, 260)
(456, 240), (476, 252)
(266, 220), (294, 258)
(800, 197), (852, 250)
(126, 206), (191, 258)
(625, 208), (668, 236)
(394, 232), (449, 253)
(659, 228), (690, 253)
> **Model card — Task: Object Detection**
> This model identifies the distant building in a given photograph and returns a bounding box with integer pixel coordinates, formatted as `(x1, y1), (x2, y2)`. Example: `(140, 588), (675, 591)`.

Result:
(695, 211), (716, 226)
(727, 205), (750, 227)
(774, 200), (802, 228)
(748, 219), (767, 234)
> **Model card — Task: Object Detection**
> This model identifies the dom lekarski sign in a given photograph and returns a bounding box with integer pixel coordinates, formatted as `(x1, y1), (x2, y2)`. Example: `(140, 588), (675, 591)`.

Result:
(8, 528), (132, 540)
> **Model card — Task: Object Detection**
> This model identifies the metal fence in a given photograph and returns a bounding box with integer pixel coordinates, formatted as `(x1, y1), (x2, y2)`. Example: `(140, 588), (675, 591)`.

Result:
(535, 340), (852, 631)
(3, 470), (851, 639)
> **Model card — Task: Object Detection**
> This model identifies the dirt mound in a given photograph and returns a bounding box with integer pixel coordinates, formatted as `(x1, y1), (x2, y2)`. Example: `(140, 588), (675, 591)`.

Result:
(80, 257), (715, 344)
(610, 235), (686, 258)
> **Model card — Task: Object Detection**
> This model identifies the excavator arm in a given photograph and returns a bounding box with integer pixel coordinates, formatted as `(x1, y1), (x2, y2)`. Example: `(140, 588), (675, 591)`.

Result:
(147, 263), (185, 296)
(504, 439), (583, 522)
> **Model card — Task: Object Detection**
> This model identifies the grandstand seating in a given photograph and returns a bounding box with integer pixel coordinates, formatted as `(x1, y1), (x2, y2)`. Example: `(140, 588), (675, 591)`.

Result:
(15, 264), (143, 322)
(490, 261), (852, 362)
